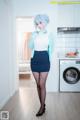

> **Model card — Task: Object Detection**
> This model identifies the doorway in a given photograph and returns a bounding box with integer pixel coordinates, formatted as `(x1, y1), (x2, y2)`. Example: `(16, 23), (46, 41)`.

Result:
(16, 17), (35, 88)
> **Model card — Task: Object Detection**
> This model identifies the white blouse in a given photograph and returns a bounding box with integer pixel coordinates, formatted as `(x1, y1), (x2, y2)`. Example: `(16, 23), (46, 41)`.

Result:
(34, 31), (49, 51)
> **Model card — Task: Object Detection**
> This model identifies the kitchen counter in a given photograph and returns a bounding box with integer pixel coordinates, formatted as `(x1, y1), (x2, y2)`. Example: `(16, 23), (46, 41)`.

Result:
(56, 48), (80, 60)
(57, 54), (80, 60)
(58, 57), (80, 60)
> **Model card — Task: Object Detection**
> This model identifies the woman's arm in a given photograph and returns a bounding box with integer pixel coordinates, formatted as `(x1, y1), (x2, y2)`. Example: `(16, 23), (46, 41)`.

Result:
(48, 32), (55, 61)
(28, 32), (37, 58)
(28, 32), (34, 49)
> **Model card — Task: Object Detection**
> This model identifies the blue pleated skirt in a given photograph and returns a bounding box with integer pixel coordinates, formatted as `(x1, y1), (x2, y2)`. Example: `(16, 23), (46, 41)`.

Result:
(30, 51), (50, 72)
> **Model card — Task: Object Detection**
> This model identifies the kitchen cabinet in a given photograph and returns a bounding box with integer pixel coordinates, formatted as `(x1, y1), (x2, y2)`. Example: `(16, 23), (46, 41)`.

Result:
(58, 4), (80, 27)
(74, 5), (80, 27)
(58, 5), (74, 27)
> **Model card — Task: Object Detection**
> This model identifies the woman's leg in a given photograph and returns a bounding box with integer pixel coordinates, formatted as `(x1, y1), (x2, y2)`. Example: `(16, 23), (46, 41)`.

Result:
(32, 72), (41, 104)
(39, 72), (49, 109)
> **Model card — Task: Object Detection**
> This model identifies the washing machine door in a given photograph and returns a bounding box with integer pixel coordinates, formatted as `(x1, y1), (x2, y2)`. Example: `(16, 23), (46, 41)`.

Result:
(63, 67), (80, 84)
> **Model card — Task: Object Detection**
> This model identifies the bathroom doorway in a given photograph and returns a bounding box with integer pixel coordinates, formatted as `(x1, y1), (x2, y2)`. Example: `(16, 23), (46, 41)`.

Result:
(16, 17), (35, 87)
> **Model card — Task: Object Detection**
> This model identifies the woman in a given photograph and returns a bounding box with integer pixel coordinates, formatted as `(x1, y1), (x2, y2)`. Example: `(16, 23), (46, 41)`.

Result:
(28, 14), (54, 116)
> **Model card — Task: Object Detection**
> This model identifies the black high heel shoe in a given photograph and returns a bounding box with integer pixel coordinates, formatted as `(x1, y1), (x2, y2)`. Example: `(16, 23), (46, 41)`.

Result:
(36, 105), (45, 117)
(44, 104), (46, 110)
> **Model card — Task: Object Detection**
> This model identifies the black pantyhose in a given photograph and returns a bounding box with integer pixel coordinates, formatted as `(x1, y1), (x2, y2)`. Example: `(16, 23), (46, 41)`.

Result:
(33, 72), (48, 116)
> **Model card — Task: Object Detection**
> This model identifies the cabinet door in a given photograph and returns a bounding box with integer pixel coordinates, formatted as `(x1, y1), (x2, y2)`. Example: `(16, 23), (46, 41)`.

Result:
(74, 5), (80, 27)
(58, 5), (74, 27)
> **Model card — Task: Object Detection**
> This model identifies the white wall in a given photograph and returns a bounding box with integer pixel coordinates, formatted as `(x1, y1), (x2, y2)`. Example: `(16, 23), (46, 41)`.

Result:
(12, 0), (59, 92)
(0, 0), (18, 109)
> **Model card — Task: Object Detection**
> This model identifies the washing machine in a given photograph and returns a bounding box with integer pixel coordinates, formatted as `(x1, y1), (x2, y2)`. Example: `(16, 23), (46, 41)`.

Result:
(59, 59), (80, 92)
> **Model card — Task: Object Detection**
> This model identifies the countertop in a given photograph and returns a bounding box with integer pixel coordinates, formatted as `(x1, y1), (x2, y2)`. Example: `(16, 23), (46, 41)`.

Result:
(57, 54), (80, 60)
(58, 57), (80, 60)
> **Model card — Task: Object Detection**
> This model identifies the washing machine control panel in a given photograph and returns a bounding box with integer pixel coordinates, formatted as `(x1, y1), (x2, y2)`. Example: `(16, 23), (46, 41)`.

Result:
(76, 60), (80, 64)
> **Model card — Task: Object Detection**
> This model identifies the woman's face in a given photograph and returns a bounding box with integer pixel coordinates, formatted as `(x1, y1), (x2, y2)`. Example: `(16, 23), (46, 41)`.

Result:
(36, 22), (46, 30)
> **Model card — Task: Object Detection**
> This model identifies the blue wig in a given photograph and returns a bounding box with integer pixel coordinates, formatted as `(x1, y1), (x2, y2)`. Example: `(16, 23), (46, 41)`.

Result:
(34, 14), (49, 26)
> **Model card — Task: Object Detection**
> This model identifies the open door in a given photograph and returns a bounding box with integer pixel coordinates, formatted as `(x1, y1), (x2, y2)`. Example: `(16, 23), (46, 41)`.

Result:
(16, 17), (35, 80)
